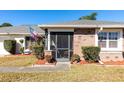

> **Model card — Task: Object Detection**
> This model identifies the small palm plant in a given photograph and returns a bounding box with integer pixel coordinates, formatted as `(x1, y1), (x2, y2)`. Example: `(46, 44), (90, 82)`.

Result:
(19, 39), (24, 54)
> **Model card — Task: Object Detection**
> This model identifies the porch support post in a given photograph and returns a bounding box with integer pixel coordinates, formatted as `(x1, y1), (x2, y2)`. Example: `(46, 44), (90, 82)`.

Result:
(48, 31), (50, 50)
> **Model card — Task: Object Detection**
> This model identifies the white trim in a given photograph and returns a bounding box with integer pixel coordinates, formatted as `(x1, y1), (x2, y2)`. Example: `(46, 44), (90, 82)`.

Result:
(46, 28), (74, 51)
(47, 31), (50, 51)
(39, 24), (124, 28)
(95, 30), (98, 46)
(0, 33), (44, 35)
(95, 29), (123, 52)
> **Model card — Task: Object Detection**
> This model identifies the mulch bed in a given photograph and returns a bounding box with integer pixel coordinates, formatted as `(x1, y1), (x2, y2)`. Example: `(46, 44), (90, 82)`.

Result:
(79, 60), (89, 64)
(36, 59), (46, 65)
(103, 61), (124, 65)
(36, 59), (57, 65)
(72, 60), (97, 64)
(14, 54), (33, 56)
(72, 60), (124, 65)
(5, 54), (33, 57)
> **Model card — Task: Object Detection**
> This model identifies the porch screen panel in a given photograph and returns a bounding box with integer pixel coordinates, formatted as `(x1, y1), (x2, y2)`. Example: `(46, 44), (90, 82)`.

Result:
(57, 33), (68, 48)
(50, 33), (56, 58)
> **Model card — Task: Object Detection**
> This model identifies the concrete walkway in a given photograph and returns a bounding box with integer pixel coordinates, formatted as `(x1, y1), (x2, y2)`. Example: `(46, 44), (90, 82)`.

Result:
(0, 62), (70, 72)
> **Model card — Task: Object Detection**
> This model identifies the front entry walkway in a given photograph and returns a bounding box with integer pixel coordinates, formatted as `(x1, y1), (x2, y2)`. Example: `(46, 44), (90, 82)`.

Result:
(0, 62), (70, 72)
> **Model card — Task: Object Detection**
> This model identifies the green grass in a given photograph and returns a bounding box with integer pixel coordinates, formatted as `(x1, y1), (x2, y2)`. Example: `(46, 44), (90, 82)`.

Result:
(0, 64), (124, 82)
(0, 55), (36, 67)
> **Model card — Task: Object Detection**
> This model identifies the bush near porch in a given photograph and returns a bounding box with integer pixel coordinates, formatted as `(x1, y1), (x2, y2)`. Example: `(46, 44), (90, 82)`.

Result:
(82, 46), (100, 62)
(4, 40), (16, 54)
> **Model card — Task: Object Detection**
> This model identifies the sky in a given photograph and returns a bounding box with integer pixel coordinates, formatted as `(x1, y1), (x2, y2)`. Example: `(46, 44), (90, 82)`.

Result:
(1, 10), (124, 26)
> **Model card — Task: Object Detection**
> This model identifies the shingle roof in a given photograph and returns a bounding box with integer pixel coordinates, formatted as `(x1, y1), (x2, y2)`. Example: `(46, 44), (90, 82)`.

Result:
(0, 26), (45, 34)
(54, 20), (124, 25)
(39, 20), (124, 28)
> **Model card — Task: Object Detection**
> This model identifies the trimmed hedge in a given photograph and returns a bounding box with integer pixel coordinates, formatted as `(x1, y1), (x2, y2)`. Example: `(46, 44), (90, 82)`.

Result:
(4, 40), (16, 54)
(82, 46), (100, 62)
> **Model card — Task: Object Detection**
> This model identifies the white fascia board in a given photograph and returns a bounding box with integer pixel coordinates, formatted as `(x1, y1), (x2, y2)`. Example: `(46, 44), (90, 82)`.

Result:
(97, 25), (124, 28)
(39, 24), (124, 28)
(38, 25), (98, 28)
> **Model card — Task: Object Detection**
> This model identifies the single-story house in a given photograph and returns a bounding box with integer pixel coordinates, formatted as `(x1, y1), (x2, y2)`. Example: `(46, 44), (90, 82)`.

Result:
(39, 20), (124, 62)
(1, 20), (124, 62)
(0, 26), (45, 55)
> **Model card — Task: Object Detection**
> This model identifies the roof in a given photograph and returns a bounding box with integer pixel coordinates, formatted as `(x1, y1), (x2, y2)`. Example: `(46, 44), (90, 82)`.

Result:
(39, 20), (124, 28)
(0, 26), (45, 34)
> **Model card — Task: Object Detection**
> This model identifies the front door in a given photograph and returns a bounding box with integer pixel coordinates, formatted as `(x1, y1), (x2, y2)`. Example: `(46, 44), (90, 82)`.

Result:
(50, 32), (73, 61)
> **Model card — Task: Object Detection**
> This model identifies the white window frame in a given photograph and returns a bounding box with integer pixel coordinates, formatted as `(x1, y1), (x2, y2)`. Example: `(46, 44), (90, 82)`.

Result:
(95, 30), (123, 51)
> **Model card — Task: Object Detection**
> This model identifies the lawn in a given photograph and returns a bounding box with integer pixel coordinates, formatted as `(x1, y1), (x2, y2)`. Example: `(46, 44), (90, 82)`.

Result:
(0, 55), (36, 67)
(0, 64), (124, 82)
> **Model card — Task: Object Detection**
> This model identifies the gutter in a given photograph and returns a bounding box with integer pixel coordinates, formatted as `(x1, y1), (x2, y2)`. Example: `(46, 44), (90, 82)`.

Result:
(0, 33), (45, 35)
(98, 60), (104, 65)
(38, 24), (124, 28)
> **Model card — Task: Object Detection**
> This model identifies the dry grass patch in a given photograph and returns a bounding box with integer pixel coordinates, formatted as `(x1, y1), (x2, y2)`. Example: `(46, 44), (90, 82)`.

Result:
(0, 55), (37, 67)
(0, 64), (124, 82)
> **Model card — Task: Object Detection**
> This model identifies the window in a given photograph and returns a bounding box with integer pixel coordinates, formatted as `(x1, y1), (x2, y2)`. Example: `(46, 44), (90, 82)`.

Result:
(98, 32), (107, 48)
(108, 32), (118, 48)
(98, 32), (119, 49)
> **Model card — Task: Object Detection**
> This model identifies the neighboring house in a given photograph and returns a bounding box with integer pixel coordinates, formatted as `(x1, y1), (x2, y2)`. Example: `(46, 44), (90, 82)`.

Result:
(0, 26), (44, 56)
(39, 20), (124, 62)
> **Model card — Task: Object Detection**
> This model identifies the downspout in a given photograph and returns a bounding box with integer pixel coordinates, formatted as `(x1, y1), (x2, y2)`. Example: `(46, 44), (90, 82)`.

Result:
(96, 25), (104, 65)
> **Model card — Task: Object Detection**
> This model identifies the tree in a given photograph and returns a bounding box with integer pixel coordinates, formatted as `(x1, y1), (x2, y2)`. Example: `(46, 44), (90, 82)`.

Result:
(79, 12), (97, 20)
(0, 23), (13, 27)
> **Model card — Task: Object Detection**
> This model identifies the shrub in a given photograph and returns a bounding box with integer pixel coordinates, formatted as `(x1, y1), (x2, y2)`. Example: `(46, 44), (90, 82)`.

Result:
(71, 54), (80, 63)
(45, 55), (57, 64)
(19, 47), (24, 54)
(33, 46), (44, 59)
(4, 40), (16, 54)
(32, 36), (45, 60)
(45, 55), (52, 63)
(19, 39), (24, 54)
(82, 46), (100, 62)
